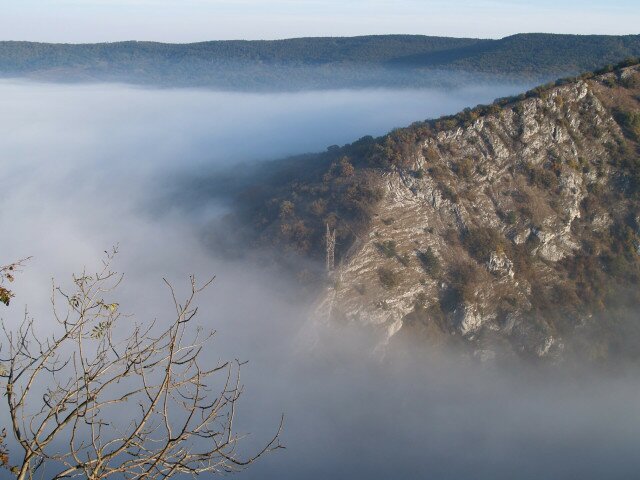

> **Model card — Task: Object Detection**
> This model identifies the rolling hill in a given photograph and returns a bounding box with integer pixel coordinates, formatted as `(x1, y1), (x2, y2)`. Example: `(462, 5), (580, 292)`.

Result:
(1, 33), (639, 90)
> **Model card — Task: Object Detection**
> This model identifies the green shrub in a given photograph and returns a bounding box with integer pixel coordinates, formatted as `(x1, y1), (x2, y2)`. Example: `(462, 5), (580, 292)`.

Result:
(452, 158), (474, 178)
(439, 184), (458, 203)
(439, 262), (479, 313)
(424, 146), (440, 162)
(377, 267), (401, 289)
(417, 247), (440, 276)
(414, 292), (428, 310)
(525, 163), (558, 189)
(621, 73), (640, 89)
(614, 109), (640, 141)
(377, 240), (397, 258)
(462, 227), (504, 262)
(505, 211), (518, 225)
(398, 254), (411, 267)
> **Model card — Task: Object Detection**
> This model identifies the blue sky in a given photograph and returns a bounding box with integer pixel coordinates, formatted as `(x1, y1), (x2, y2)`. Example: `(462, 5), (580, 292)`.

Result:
(1, 0), (638, 42)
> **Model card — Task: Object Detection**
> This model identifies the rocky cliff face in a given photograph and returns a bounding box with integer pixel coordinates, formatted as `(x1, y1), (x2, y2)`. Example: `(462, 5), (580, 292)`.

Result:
(233, 63), (640, 362)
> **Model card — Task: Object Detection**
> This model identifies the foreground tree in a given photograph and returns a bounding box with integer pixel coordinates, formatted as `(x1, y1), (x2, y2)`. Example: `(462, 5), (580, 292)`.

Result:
(0, 259), (21, 471)
(0, 250), (282, 479)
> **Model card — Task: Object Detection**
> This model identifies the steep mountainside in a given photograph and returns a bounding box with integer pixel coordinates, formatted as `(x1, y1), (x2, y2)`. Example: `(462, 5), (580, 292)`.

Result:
(226, 61), (640, 362)
(2, 34), (640, 90)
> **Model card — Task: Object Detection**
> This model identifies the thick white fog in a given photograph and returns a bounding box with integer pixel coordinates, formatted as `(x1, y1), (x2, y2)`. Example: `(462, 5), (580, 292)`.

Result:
(2, 80), (640, 479)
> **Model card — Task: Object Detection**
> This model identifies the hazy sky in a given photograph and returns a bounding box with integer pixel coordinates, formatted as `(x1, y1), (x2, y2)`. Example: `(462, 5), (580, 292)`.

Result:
(1, 0), (639, 43)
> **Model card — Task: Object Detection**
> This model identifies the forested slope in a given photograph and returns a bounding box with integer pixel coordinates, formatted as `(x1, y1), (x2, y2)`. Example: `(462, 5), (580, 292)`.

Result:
(2, 34), (639, 89)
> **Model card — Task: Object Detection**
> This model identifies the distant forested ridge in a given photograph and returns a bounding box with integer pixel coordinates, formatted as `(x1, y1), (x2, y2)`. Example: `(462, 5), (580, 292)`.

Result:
(1, 33), (640, 90)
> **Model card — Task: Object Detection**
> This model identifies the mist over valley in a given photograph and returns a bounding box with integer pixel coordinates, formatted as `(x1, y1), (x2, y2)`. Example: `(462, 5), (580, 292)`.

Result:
(2, 27), (640, 480)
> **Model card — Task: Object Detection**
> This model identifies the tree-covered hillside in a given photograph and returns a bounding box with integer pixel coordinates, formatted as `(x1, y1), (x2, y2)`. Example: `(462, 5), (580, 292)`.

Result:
(1, 33), (639, 90)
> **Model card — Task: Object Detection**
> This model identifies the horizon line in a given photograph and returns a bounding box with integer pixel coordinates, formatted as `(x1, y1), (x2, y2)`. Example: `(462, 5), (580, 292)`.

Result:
(2, 31), (640, 46)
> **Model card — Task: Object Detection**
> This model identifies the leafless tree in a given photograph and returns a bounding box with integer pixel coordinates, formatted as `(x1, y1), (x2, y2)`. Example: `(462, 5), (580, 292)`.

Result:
(0, 249), (282, 479)
(0, 258), (23, 472)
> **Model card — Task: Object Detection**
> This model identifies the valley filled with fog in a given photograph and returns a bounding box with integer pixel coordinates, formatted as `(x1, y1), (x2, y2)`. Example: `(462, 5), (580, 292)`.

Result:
(3, 80), (640, 479)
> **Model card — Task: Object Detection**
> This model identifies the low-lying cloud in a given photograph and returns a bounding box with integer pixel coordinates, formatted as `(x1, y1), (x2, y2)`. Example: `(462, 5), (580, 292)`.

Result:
(2, 79), (640, 479)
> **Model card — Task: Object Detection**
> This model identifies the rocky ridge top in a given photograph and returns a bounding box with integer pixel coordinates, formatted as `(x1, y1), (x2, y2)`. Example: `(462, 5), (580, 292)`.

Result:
(232, 62), (640, 362)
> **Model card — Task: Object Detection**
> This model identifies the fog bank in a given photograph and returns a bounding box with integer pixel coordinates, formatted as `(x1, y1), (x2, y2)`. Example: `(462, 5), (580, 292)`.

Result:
(1, 81), (640, 479)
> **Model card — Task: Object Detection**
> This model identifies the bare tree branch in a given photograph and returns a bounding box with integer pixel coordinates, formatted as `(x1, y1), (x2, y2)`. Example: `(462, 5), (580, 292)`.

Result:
(0, 249), (283, 479)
